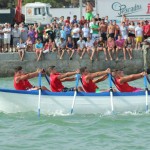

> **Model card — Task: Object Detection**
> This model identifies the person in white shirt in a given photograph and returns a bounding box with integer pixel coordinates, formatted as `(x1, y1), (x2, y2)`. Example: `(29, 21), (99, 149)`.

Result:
(77, 36), (86, 59)
(135, 22), (143, 50)
(82, 23), (90, 42)
(72, 23), (80, 49)
(3, 23), (11, 52)
(85, 37), (96, 61)
(16, 38), (26, 61)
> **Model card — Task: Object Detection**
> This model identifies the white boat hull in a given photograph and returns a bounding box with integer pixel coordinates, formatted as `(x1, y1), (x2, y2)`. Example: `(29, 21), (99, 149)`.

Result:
(0, 89), (149, 114)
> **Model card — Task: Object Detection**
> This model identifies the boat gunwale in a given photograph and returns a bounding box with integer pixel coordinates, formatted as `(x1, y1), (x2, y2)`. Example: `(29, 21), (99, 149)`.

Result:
(0, 88), (147, 97)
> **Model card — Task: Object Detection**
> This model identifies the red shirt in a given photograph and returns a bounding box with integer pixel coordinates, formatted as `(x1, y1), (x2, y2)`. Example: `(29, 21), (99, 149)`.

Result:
(50, 73), (64, 92)
(143, 24), (150, 36)
(82, 75), (98, 92)
(14, 75), (33, 90)
(114, 77), (137, 92)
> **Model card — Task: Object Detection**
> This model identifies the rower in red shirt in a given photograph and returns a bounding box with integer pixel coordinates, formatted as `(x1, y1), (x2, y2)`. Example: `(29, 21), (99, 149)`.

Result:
(14, 66), (50, 91)
(49, 66), (83, 92)
(80, 67), (110, 93)
(112, 69), (145, 92)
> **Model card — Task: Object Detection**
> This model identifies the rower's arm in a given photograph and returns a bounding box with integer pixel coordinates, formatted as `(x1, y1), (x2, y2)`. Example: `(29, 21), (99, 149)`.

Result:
(15, 70), (41, 83)
(86, 70), (108, 80)
(119, 73), (143, 84)
(93, 75), (108, 83)
(57, 71), (76, 80)
(60, 77), (75, 82)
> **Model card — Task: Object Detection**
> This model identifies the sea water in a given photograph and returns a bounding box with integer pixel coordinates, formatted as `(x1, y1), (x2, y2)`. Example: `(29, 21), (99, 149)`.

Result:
(0, 77), (150, 150)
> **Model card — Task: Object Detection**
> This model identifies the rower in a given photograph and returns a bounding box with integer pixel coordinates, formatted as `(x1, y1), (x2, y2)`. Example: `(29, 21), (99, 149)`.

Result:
(14, 66), (50, 91)
(79, 67), (110, 93)
(48, 66), (83, 92)
(112, 69), (146, 92)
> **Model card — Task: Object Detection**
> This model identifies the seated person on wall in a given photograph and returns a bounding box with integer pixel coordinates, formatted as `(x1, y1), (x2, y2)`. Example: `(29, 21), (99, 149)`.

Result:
(35, 38), (43, 61)
(14, 66), (50, 91)
(115, 35), (126, 60)
(26, 36), (33, 52)
(112, 69), (146, 92)
(16, 38), (26, 61)
(142, 37), (150, 51)
(48, 66), (83, 92)
(80, 67), (110, 93)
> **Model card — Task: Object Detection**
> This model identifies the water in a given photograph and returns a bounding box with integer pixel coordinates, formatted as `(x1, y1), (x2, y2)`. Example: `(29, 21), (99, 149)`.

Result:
(0, 77), (150, 150)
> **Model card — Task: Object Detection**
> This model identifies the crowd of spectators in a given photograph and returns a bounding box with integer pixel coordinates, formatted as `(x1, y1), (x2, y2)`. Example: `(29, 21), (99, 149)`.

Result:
(0, 14), (149, 61)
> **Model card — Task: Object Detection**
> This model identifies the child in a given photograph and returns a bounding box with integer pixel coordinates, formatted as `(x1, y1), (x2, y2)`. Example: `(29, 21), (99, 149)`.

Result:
(66, 36), (75, 60)
(35, 39), (43, 61)
(16, 38), (26, 61)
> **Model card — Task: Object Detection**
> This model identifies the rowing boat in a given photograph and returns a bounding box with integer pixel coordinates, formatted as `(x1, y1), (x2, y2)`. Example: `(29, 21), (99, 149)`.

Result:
(0, 88), (149, 114)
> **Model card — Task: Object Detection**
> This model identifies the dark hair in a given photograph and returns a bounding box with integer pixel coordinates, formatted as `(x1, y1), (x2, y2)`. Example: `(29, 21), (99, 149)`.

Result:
(15, 66), (22, 72)
(49, 66), (55, 70)
(80, 67), (87, 74)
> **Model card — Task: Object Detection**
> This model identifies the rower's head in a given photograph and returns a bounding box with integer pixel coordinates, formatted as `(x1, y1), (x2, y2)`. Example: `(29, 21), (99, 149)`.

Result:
(112, 69), (124, 77)
(49, 66), (57, 74)
(14, 66), (24, 75)
(80, 67), (89, 75)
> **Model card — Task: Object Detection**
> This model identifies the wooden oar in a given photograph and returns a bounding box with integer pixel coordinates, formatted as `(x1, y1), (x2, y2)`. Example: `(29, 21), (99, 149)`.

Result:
(108, 73), (114, 112)
(71, 74), (81, 114)
(144, 75), (148, 112)
(38, 73), (42, 117)
(45, 74), (50, 85)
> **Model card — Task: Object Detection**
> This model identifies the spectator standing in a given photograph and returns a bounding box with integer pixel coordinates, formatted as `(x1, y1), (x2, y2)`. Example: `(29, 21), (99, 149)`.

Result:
(64, 23), (71, 40)
(19, 22), (28, 43)
(135, 22), (143, 50)
(128, 21), (135, 48)
(60, 25), (67, 40)
(12, 24), (21, 52)
(107, 20), (115, 38)
(37, 23), (44, 42)
(72, 23), (80, 49)
(99, 19), (108, 44)
(120, 22), (128, 40)
(28, 25), (35, 44)
(143, 20), (150, 40)
(82, 23), (90, 42)
(3, 23), (11, 52)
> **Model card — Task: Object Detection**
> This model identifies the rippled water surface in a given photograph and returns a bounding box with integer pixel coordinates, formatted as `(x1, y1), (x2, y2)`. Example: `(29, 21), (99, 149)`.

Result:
(0, 77), (150, 150)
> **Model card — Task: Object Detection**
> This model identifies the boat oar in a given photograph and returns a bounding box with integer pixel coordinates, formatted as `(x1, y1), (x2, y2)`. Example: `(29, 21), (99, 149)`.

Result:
(71, 74), (81, 114)
(38, 73), (42, 117)
(45, 74), (50, 85)
(144, 75), (148, 112)
(108, 73), (114, 112)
